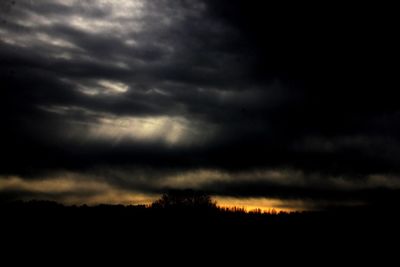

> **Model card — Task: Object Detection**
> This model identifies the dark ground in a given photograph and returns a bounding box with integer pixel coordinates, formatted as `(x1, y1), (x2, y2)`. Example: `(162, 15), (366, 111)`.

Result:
(1, 200), (399, 263)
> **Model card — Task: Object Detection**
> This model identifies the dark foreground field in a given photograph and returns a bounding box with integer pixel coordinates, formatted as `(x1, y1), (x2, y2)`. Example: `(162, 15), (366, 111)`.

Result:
(2, 199), (399, 259)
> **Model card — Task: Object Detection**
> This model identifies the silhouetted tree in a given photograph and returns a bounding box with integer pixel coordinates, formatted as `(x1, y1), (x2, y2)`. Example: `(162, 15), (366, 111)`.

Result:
(152, 189), (216, 210)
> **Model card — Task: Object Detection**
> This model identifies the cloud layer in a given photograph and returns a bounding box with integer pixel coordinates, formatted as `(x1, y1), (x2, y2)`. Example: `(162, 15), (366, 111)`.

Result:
(0, 1), (398, 209)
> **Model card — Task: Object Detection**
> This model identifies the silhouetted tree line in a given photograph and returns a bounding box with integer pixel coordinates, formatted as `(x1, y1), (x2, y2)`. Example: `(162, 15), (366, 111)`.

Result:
(1, 189), (400, 233)
(2, 191), (398, 261)
(152, 189), (217, 210)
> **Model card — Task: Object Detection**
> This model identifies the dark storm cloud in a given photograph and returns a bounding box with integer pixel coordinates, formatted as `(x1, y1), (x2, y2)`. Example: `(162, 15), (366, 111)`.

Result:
(0, 0), (399, 206)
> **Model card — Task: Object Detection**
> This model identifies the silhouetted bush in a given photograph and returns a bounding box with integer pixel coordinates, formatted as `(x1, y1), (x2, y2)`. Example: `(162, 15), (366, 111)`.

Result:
(152, 189), (217, 210)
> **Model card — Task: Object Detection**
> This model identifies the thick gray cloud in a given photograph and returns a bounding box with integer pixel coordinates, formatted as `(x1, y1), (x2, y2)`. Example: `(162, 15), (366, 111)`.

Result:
(0, 0), (398, 208)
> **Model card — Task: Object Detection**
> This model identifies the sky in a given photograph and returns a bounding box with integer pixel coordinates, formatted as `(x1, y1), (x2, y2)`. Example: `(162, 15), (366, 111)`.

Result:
(0, 0), (398, 211)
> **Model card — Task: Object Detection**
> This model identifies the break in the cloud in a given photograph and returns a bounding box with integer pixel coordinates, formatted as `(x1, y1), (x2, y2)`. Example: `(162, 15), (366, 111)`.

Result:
(2, 168), (400, 211)
(0, 1), (398, 209)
